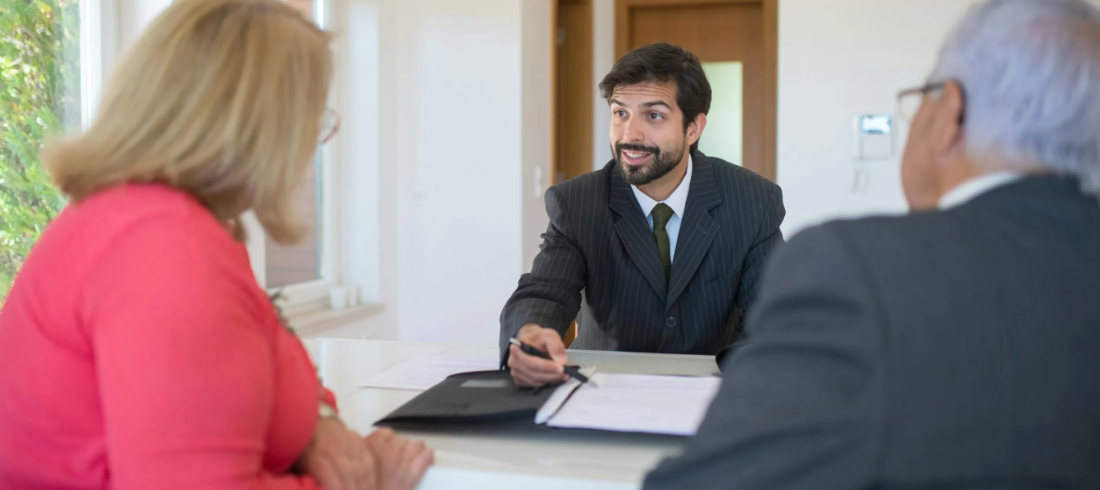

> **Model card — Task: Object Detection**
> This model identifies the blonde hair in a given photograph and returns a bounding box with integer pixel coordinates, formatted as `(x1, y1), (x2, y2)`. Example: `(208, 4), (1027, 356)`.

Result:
(43, 0), (333, 244)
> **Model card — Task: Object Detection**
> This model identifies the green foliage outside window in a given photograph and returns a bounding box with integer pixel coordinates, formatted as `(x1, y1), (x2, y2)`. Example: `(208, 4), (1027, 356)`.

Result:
(0, 0), (80, 304)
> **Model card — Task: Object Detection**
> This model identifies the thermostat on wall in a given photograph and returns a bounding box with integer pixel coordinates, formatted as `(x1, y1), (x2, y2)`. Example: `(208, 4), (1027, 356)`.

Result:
(854, 115), (895, 161)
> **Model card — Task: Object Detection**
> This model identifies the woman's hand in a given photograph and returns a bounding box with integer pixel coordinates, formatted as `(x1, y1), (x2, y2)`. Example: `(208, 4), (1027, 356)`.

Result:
(364, 428), (434, 490)
(297, 418), (378, 490)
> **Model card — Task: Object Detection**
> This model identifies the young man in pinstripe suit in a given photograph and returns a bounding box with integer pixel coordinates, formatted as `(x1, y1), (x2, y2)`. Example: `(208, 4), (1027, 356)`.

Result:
(501, 43), (786, 387)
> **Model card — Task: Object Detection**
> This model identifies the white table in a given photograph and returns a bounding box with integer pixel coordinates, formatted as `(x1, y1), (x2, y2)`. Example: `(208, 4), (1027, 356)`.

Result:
(302, 339), (720, 490)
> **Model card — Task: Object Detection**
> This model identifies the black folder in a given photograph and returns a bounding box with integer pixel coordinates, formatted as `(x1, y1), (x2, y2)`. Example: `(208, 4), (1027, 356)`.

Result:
(375, 369), (556, 431)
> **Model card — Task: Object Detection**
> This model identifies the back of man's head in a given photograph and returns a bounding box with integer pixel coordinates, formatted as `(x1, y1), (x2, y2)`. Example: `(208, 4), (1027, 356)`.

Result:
(932, 0), (1100, 195)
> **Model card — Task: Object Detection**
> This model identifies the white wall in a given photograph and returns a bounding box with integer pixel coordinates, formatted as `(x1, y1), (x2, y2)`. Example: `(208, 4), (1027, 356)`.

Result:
(332, 0), (389, 334)
(340, 0), (548, 345)
(776, 0), (980, 233)
(589, 0), (980, 235)
(395, 0), (522, 344)
(522, 1), (554, 273)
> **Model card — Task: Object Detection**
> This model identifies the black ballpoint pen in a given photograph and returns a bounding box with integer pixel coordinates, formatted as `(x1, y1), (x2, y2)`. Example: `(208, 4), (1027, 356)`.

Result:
(509, 337), (598, 388)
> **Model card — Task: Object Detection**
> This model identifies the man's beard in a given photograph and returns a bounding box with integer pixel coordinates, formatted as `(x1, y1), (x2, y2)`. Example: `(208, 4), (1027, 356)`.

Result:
(614, 140), (686, 186)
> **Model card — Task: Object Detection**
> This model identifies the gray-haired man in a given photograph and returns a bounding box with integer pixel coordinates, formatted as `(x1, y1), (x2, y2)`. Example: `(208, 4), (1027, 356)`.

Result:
(644, 1), (1100, 488)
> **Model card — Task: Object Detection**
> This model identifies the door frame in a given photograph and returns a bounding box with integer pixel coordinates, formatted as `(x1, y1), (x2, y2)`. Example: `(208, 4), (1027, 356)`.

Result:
(614, 0), (778, 182)
(550, 0), (559, 186)
(551, 0), (591, 346)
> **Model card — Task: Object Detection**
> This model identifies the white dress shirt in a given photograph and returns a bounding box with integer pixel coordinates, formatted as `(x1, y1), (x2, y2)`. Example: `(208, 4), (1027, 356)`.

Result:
(938, 172), (1024, 210)
(631, 156), (692, 262)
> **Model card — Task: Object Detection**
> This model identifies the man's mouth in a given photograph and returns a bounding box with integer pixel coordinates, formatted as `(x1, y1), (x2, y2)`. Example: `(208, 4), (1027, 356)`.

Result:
(620, 149), (654, 166)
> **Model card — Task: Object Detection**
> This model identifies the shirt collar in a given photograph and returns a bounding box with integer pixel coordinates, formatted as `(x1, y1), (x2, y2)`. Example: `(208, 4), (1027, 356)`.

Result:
(938, 172), (1024, 210)
(631, 156), (693, 218)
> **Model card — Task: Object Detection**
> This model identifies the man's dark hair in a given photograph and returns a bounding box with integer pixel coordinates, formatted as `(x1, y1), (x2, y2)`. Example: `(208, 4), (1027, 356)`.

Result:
(599, 43), (711, 153)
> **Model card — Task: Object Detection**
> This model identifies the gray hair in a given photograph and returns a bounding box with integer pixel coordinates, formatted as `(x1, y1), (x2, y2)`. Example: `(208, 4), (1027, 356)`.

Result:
(930, 0), (1100, 195)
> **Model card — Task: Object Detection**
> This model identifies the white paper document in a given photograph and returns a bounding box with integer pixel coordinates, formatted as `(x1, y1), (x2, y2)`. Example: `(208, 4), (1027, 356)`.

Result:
(535, 366), (598, 424)
(545, 373), (722, 436)
(359, 356), (499, 391)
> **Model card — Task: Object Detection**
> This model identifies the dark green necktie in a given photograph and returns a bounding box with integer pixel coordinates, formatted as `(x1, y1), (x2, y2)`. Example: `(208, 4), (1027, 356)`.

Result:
(651, 203), (674, 283)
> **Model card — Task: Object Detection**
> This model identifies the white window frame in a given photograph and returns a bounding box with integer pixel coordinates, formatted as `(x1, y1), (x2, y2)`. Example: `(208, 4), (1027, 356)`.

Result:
(264, 136), (340, 317)
(80, 0), (116, 126)
(251, 0), (343, 316)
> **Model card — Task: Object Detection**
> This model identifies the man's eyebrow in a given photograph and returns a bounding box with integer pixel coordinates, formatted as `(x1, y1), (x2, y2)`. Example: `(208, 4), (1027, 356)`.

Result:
(642, 101), (672, 110)
(608, 99), (672, 109)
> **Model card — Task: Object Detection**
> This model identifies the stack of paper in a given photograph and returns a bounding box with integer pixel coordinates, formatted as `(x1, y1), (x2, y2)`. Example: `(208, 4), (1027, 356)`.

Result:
(543, 373), (722, 436)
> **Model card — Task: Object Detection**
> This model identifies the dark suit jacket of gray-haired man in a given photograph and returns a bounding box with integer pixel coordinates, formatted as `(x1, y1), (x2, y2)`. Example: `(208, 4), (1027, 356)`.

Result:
(500, 150), (783, 358)
(645, 0), (1100, 488)
(645, 175), (1100, 490)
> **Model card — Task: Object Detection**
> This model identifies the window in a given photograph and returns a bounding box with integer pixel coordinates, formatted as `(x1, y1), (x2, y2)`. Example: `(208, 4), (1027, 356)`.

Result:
(264, 0), (326, 288)
(0, 0), (83, 304)
(255, 0), (338, 313)
(0, 0), (340, 310)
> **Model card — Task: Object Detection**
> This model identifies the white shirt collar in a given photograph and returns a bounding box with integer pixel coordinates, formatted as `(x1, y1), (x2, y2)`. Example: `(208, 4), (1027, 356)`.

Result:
(938, 172), (1024, 210)
(631, 156), (692, 218)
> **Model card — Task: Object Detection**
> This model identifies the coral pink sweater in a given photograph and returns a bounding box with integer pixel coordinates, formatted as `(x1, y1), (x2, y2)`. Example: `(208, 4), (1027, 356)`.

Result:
(0, 184), (328, 489)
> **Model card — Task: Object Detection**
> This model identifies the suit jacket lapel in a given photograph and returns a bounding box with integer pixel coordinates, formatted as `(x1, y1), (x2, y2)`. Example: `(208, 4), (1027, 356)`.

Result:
(608, 162), (668, 300)
(667, 154), (722, 310)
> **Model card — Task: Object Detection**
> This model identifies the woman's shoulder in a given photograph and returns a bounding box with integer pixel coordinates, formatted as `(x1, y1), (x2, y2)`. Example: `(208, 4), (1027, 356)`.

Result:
(36, 183), (246, 276)
(70, 183), (235, 243)
(9, 183), (258, 327)
(79, 183), (214, 221)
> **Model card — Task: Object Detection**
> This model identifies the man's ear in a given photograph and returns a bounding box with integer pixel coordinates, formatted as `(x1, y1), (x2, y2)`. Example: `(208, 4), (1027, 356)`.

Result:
(930, 80), (966, 159)
(686, 113), (707, 147)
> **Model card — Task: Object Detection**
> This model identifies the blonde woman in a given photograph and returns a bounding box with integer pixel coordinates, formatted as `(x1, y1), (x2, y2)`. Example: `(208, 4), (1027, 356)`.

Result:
(0, 0), (432, 489)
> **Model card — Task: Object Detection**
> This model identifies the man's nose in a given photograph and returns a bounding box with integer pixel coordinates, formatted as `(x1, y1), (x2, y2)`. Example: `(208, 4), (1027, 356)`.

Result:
(622, 117), (645, 143)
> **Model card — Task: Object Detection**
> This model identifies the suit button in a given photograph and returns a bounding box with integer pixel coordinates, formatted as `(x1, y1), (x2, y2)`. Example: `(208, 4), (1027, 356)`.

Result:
(665, 317), (677, 328)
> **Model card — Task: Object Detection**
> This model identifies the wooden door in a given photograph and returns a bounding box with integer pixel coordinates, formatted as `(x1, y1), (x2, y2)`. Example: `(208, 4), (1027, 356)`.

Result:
(554, 0), (594, 185)
(616, 0), (778, 181)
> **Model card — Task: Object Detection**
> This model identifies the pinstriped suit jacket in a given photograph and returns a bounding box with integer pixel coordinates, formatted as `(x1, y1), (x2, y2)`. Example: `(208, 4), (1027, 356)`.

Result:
(499, 152), (785, 359)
